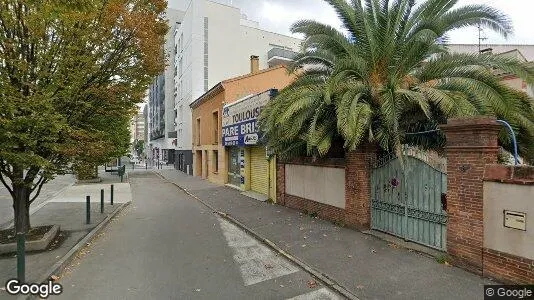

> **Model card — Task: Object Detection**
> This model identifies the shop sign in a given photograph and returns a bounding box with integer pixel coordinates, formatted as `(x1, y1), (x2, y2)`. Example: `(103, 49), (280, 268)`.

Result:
(222, 92), (270, 146)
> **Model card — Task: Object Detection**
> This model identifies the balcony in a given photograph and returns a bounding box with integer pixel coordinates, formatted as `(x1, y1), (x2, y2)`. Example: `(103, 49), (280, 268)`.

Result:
(267, 47), (298, 67)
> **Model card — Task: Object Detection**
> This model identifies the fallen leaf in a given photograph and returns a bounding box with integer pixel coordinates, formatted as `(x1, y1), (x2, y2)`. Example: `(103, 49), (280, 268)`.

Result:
(194, 289), (201, 292)
(50, 275), (59, 281)
(303, 236), (307, 239)
(301, 244), (307, 247)
(0, 287), (6, 291)
(280, 284), (284, 288)
(388, 243), (399, 249)
(307, 279), (317, 288)
(264, 264), (273, 269)
(322, 234), (327, 237)
(371, 249), (377, 253)
(444, 261), (451, 266)
(299, 227), (304, 231)
(356, 285), (364, 290)
(347, 255), (353, 258)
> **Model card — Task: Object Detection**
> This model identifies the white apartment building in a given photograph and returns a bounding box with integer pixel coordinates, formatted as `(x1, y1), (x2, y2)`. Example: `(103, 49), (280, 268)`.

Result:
(147, 8), (185, 165)
(172, 0), (302, 174)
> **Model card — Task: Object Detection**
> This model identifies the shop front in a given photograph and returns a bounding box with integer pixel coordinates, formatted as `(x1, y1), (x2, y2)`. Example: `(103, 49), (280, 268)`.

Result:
(221, 90), (277, 200)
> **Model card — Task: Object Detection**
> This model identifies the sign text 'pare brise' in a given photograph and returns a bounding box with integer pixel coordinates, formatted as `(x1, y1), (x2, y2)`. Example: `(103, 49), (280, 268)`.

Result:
(222, 92), (270, 146)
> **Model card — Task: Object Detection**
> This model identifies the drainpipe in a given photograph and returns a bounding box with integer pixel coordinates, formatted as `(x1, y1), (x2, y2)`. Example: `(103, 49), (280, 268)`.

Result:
(496, 120), (519, 165)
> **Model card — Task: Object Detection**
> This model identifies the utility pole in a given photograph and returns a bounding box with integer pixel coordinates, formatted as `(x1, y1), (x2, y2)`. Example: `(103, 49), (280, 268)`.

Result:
(478, 23), (487, 53)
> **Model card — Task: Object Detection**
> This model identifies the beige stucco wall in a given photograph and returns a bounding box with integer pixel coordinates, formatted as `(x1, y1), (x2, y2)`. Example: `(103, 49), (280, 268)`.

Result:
(285, 164), (345, 209)
(483, 181), (534, 260)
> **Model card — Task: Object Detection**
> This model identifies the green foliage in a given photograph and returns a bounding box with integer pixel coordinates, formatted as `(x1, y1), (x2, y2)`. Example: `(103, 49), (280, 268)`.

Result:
(260, 0), (534, 163)
(0, 0), (168, 230)
(133, 140), (145, 157)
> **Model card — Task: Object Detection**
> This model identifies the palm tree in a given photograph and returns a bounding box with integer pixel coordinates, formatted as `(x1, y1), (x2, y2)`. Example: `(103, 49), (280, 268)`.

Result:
(260, 0), (534, 162)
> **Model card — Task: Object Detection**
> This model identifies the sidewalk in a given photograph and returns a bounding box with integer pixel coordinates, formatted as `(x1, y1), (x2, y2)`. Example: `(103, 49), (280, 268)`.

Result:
(157, 169), (493, 300)
(0, 178), (131, 298)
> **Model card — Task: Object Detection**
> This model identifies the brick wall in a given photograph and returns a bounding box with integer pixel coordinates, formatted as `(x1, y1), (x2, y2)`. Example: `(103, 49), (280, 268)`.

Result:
(284, 194), (345, 224)
(276, 146), (375, 229)
(345, 147), (375, 229)
(483, 248), (534, 284)
(276, 163), (285, 205)
(482, 164), (534, 284)
(440, 117), (501, 273)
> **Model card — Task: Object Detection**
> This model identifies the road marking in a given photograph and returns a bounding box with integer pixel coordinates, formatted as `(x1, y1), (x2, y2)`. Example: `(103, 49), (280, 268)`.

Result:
(287, 288), (343, 300)
(218, 218), (299, 286)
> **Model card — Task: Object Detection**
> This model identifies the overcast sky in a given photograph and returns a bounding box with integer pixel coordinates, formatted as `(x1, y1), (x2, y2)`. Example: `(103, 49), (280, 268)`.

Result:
(168, 0), (534, 45)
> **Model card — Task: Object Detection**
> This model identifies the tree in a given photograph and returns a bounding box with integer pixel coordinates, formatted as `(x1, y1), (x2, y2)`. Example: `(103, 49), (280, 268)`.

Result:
(260, 0), (534, 162)
(0, 0), (168, 232)
(133, 140), (145, 157)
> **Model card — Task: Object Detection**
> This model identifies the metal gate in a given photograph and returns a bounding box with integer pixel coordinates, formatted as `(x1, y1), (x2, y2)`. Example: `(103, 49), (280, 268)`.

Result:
(371, 152), (448, 250)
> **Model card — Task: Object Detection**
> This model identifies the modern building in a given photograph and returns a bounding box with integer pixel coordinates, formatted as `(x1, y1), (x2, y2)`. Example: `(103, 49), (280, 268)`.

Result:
(190, 58), (295, 200)
(130, 113), (145, 142)
(147, 8), (185, 165)
(448, 44), (534, 96)
(448, 44), (534, 61)
(173, 0), (301, 175)
(143, 104), (149, 158)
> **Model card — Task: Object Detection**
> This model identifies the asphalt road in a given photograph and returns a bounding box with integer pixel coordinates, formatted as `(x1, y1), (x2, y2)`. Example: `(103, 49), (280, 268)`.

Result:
(0, 174), (75, 228)
(55, 172), (342, 299)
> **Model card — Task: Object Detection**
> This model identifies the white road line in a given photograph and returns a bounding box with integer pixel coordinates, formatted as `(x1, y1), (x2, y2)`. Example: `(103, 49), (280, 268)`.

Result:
(218, 218), (299, 286)
(287, 288), (343, 300)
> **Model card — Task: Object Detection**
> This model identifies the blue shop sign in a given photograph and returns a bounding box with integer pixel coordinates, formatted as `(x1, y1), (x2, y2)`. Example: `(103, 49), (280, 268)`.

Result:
(222, 91), (270, 146)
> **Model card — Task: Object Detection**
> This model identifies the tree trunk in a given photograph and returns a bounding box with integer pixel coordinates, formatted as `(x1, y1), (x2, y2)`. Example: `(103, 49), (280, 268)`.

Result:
(12, 185), (31, 233)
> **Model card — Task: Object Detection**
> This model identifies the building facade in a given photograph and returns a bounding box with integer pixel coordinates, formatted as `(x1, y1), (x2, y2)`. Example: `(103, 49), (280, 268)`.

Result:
(190, 59), (295, 200)
(448, 44), (534, 96)
(131, 113), (145, 142)
(173, 0), (301, 175)
(147, 8), (185, 165)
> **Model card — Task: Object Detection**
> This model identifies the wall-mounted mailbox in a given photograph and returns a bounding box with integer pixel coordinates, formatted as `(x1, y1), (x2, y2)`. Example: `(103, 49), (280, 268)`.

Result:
(504, 210), (526, 231)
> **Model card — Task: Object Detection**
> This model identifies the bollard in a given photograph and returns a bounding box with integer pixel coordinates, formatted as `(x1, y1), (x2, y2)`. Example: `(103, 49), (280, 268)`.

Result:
(86, 195), (91, 224)
(111, 184), (114, 205)
(100, 189), (104, 213)
(16, 232), (25, 282)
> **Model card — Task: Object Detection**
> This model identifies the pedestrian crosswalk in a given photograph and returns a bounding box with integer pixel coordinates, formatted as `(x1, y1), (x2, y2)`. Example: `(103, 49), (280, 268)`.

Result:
(218, 218), (344, 299)
(218, 218), (299, 286)
(287, 288), (343, 300)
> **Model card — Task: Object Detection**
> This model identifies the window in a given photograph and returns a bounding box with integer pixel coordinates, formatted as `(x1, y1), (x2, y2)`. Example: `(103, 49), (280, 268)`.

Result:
(213, 150), (218, 173)
(179, 105), (183, 123)
(196, 118), (201, 145)
(180, 33), (184, 52)
(179, 58), (183, 77)
(212, 111), (218, 144)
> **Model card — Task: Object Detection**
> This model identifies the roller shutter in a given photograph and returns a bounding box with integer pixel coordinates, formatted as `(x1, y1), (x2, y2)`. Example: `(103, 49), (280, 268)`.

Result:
(250, 146), (269, 195)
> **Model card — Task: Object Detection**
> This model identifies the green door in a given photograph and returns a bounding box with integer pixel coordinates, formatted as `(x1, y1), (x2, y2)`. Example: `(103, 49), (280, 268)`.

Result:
(371, 154), (448, 250)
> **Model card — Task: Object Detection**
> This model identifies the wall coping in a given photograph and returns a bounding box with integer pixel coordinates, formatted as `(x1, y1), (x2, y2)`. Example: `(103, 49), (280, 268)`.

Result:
(484, 164), (534, 185)
(280, 157), (345, 168)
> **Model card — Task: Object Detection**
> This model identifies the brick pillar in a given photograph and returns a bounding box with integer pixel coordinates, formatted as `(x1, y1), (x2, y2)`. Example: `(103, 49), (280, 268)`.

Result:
(440, 117), (501, 273)
(276, 163), (286, 205)
(345, 145), (376, 229)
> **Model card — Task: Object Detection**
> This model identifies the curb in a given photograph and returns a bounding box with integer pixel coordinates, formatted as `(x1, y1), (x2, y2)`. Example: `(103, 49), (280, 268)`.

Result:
(154, 171), (359, 300)
(32, 201), (131, 294)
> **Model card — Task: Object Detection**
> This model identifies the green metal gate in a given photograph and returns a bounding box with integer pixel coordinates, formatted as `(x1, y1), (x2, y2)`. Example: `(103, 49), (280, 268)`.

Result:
(371, 152), (448, 250)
